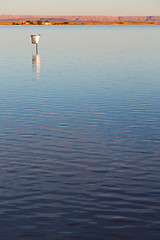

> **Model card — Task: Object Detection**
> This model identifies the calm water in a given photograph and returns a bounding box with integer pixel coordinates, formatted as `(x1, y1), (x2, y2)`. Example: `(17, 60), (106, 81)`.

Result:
(0, 25), (160, 240)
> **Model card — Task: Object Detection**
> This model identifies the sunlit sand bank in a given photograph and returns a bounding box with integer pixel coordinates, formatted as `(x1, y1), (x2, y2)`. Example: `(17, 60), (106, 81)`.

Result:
(0, 21), (160, 25)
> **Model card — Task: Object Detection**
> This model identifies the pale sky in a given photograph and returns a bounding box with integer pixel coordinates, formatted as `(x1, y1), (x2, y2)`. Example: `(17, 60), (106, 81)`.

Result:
(1, 0), (160, 16)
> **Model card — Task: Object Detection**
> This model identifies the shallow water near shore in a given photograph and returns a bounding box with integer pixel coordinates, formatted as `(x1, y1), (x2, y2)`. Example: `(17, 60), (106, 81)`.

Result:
(0, 25), (160, 240)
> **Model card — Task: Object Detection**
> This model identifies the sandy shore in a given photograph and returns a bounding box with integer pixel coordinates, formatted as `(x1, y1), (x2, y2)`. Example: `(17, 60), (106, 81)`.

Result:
(0, 21), (160, 25)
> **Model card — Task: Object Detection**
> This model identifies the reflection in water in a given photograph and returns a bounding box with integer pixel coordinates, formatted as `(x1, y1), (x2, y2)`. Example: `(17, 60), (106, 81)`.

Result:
(32, 54), (40, 79)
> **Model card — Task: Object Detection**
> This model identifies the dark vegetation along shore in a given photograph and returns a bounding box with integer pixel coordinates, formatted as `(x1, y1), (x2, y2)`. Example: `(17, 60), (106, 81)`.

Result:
(0, 20), (160, 25)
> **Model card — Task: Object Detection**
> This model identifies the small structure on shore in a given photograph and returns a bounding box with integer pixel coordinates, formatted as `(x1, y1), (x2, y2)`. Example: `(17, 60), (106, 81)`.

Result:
(44, 21), (50, 25)
(31, 34), (40, 54)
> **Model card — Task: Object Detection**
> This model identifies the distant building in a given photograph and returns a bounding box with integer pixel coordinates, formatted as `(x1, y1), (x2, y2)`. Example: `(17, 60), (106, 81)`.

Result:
(44, 21), (50, 25)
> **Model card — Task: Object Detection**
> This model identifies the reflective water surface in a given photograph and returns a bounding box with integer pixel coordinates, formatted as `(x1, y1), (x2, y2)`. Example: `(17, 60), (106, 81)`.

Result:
(0, 25), (160, 240)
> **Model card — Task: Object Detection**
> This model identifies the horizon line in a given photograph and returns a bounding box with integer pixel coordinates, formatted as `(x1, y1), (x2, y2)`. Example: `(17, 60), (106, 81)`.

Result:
(1, 14), (160, 16)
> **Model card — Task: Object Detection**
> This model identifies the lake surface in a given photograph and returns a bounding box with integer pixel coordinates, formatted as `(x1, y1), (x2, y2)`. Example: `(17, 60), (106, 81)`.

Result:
(0, 25), (160, 240)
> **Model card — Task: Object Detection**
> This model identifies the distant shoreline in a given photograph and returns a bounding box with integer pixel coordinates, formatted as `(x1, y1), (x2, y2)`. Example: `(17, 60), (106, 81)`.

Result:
(0, 21), (160, 25)
(1, 15), (160, 25)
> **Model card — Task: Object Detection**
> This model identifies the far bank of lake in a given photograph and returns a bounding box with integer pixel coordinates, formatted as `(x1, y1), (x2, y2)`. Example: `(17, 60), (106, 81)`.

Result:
(0, 21), (160, 25)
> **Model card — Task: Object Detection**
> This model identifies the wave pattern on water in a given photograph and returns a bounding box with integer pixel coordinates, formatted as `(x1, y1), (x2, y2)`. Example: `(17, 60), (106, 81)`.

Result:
(0, 25), (160, 240)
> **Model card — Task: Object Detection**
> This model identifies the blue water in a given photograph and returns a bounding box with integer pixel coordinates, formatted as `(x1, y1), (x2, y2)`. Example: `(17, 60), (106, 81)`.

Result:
(0, 25), (160, 240)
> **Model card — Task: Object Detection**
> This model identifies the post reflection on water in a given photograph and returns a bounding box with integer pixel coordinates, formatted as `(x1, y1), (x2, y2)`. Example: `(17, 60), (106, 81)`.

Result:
(32, 54), (40, 79)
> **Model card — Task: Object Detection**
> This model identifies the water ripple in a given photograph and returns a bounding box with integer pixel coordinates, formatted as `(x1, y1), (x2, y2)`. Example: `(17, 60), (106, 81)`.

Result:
(0, 25), (160, 240)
